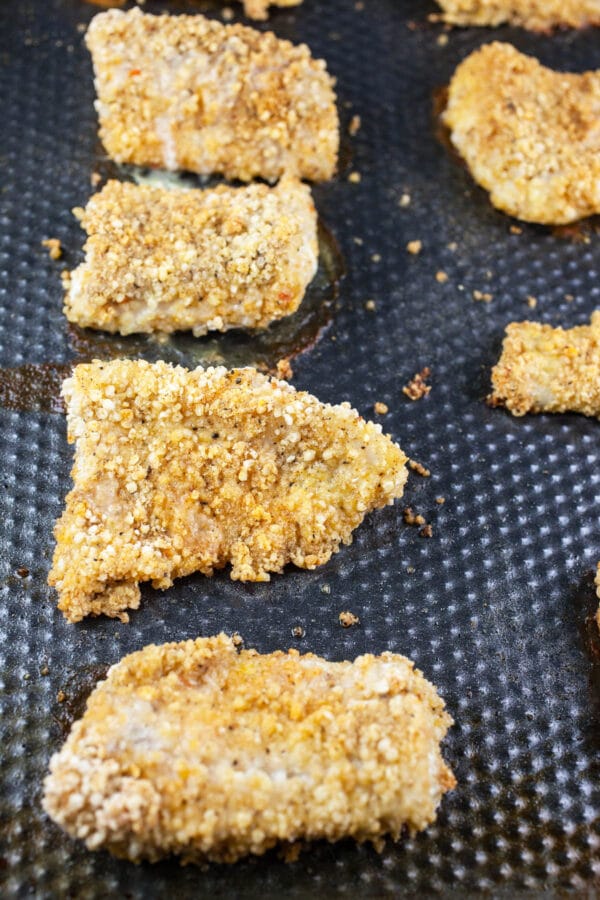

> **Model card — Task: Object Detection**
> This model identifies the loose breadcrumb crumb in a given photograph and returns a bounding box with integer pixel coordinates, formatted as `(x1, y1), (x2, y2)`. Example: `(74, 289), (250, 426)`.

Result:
(42, 238), (62, 260)
(374, 401), (389, 415)
(445, 43), (600, 224)
(403, 507), (426, 527)
(489, 312), (600, 417)
(403, 368), (432, 401)
(435, 496), (446, 505)
(275, 358), (294, 380)
(365, 299), (377, 311)
(408, 460), (431, 478)
(86, 8), (339, 183)
(510, 225), (523, 235)
(348, 172), (362, 183)
(420, 524), (433, 538)
(473, 290), (493, 303)
(49, 360), (408, 622)
(527, 296), (537, 309)
(436, 271), (448, 284)
(348, 115), (361, 136)
(407, 240), (422, 255)
(339, 611), (360, 627)
(399, 193), (411, 208)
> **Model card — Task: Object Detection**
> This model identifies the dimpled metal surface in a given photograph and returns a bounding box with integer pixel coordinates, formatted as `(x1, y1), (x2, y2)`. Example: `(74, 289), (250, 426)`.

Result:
(0, 0), (599, 896)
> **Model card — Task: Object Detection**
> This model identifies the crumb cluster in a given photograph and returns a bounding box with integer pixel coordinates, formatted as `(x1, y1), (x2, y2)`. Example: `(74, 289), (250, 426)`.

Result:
(403, 367), (432, 401)
(86, 8), (339, 183)
(49, 361), (408, 622)
(43, 634), (455, 863)
(65, 178), (318, 336)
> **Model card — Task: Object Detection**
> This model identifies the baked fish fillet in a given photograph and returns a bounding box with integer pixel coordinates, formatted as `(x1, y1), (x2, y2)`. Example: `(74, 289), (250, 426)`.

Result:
(444, 43), (600, 224)
(48, 361), (408, 622)
(436, 0), (600, 31)
(65, 178), (318, 336)
(43, 634), (455, 863)
(86, 8), (338, 183)
(489, 313), (600, 417)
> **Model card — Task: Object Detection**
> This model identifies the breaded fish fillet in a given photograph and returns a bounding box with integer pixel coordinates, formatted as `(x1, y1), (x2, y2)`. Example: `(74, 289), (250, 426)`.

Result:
(43, 634), (455, 863)
(489, 312), (600, 417)
(240, 0), (303, 20)
(48, 361), (408, 622)
(436, 0), (600, 31)
(65, 178), (318, 336)
(444, 43), (600, 224)
(85, 9), (338, 183)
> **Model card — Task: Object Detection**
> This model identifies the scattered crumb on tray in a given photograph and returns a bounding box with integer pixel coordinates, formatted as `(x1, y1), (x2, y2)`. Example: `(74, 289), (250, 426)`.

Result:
(526, 296), (537, 309)
(510, 225), (522, 235)
(399, 192), (411, 208)
(408, 459), (430, 477)
(339, 611), (360, 628)
(403, 367), (431, 401)
(435, 496), (446, 505)
(407, 240), (422, 255)
(365, 299), (376, 311)
(436, 270), (448, 284)
(57, 691), (66, 703)
(42, 238), (62, 260)
(348, 171), (361, 183)
(348, 115), (361, 136)
(276, 358), (294, 380)
(473, 290), (493, 303)
(374, 401), (389, 415)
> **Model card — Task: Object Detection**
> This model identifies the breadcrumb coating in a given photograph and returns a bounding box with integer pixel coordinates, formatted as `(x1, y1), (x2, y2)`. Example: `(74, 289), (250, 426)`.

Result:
(240, 0), (303, 21)
(489, 312), (600, 417)
(48, 361), (408, 622)
(43, 634), (455, 863)
(436, 0), (600, 30)
(444, 43), (600, 224)
(86, 8), (338, 183)
(65, 178), (318, 336)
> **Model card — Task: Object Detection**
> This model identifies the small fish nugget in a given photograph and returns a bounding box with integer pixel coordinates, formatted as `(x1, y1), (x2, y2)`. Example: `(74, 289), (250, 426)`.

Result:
(49, 361), (408, 622)
(445, 43), (600, 224)
(43, 634), (455, 864)
(86, 8), (339, 182)
(490, 313), (600, 417)
(65, 178), (318, 336)
(436, 0), (600, 31)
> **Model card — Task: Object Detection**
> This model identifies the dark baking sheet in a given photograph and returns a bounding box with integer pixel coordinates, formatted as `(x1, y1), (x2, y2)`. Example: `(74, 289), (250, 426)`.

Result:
(1, 0), (600, 895)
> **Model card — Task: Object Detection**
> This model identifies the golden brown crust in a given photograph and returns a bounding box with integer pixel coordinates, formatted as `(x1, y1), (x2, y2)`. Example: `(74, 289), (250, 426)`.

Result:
(436, 0), (600, 30)
(43, 634), (455, 863)
(65, 178), (318, 336)
(85, 8), (338, 182)
(444, 42), (600, 224)
(489, 312), (600, 417)
(48, 361), (408, 622)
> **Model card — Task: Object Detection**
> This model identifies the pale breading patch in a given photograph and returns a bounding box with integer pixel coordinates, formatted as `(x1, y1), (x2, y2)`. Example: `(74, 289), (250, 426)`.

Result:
(86, 8), (339, 183)
(444, 43), (600, 224)
(43, 634), (455, 863)
(436, 0), (600, 30)
(65, 178), (318, 336)
(48, 361), (408, 622)
(489, 312), (600, 417)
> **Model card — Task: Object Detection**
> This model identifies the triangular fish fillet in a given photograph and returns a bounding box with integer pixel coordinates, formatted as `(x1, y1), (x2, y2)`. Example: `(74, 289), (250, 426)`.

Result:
(43, 634), (455, 863)
(48, 361), (408, 622)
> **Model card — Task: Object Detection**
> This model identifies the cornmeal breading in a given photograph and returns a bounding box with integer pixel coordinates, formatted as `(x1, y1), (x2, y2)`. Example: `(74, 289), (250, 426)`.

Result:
(489, 312), (600, 417)
(65, 178), (318, 336)
(444, 43), (600, 224)
(436, 0), (600, 30)
(86, 9), (338, 183)
(240, 0), (303, 20)
(49, 361), (408, 622)
(43, 634), (455, 863)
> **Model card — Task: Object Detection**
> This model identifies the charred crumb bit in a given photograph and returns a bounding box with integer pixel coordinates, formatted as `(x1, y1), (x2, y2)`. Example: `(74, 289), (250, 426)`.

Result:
(372, 253), (381, 263)
(57, 690), (66, 703)
(281, 842), (303, 863)
(408, 459), (430, 477)
(353, 236), (364, 246)
(40, 665), (49, 676)
(510, 225), (523, 235)
(276, 358), (294, 380)
(348, 171), (361, 183)
(527, 296), (537, 309)
(365, 299), (376, 311)
(437, 33), (449, 46)
(320, 584), (331, 594)
(374, 401), (388, 415)
(435, 270), (448, 284)
(16, 567), (29, 577)
(42, 238), (62, 261)
(435, 496), (446, 505)
(292, 625), (305, 638)
(90, 171), (102, 187)
(407, 240), (422, 255)
(399, 192), (411, 208)
(348, 115), (361, 136)
(403, 367), (431, 401)
(565, 293), (574, 302)
(419, 524), (433, 538)
(473, 290), (493, 303)
(339, 611), (360, 628)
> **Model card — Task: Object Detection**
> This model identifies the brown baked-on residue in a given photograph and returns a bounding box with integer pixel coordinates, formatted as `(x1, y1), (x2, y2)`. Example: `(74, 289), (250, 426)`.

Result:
(48, 361), (408, 622)
(444, 42), (600, 224)
(489, 312), (600, 417)
(435, 0), (600, 30)
(43, 634), (455, 864)
(241, 0), (303, 20)
(85, 8), (339, 183)
(65, 178), (318, 336)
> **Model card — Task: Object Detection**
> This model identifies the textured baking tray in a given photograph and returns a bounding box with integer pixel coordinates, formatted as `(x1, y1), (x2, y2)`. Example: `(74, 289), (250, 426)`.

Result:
(1, 0), (600, 895)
